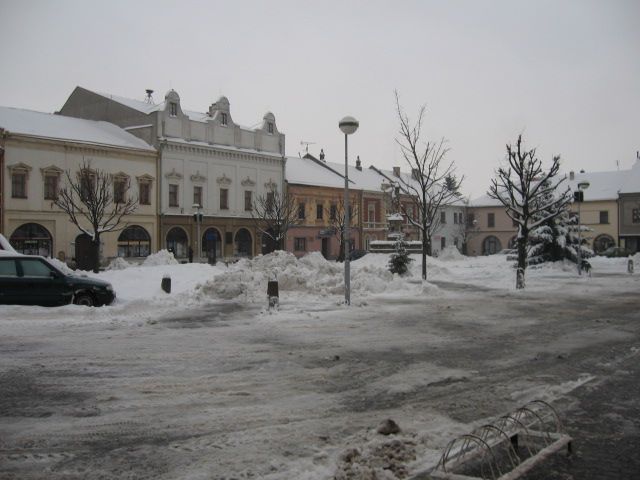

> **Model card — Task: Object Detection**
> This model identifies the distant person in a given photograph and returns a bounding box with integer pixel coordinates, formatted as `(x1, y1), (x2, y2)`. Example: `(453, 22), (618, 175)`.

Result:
(188, 246), (194, 263)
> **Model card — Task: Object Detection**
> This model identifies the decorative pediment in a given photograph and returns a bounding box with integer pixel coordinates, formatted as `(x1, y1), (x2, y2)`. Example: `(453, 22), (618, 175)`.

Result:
(241, 176), (256, 187)
(7, 162), (32, 175)
(216, 173), (232, 186)
(165, 168), (183, 180)
(136, 174), (155, 184)
(191, 170), (207, 183)
(264, 179), (278, 192)
(40, 165), (64, 176)
(111, 171), (130, 181)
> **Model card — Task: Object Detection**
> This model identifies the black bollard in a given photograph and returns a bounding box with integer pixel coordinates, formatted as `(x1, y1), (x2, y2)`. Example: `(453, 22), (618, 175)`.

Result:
(267, 280), (279, 308)
(161, 275), (171, 293)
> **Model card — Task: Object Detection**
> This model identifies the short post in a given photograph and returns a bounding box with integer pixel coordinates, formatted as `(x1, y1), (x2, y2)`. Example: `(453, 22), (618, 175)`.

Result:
(628, 258), (634, 274)
(161, 274), (171, 293)
(267, 278), (279, 308)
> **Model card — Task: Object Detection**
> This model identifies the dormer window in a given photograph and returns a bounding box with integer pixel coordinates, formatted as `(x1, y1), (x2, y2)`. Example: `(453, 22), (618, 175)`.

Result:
(170, 102), (178, 117)
(221, 113), (228, 126)
(268, 122), (274, 134)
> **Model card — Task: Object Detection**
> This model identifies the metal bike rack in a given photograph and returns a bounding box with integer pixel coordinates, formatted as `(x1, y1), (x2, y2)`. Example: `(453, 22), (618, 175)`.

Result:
(428, 400), (572, 480)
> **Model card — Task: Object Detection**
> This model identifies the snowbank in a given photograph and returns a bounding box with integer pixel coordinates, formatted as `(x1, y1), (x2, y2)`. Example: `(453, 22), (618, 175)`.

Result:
(142, 249), (179, 266)
(0, 234), (17, 254)
(438, 246), (465, 261)
(106, 257), (132, 270)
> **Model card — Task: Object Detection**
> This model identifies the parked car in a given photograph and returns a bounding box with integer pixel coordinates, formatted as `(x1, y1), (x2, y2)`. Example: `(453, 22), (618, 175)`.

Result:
(0, 255), (115, 307)
(599, 246), (632, 258)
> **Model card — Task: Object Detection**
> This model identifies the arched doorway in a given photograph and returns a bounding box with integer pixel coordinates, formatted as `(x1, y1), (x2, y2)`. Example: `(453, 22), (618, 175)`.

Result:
(593, 234), (615, 254)
(10, 223), (52, 256)
(234, 228), (252, 257)
(75, 233), (96, 271)
(261, 228), (278, 254)
(202, 227), (222, 262)
(118, 225), (151, 257)
(166, 227), (188, 258)
(482, 235), (502, 255)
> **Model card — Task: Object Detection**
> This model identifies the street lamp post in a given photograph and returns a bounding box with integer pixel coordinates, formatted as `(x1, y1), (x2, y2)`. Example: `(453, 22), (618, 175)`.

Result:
(339, 116), (359, 305)
(576, 181), (590, 275)
(192, 203), (203, 262)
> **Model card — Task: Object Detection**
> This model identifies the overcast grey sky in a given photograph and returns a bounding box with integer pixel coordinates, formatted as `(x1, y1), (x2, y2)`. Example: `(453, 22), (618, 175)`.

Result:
(1, 0), (638, 197)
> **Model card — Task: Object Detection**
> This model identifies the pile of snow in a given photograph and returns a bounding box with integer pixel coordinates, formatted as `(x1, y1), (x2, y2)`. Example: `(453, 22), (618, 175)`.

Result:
(47, 257), (75, 275)
(438, 246), (465, 261)
(195, 251), (423, 302)
(142, 249), (179, 266)
(106, 257), (132, 270)
(0, 234), (18, 254)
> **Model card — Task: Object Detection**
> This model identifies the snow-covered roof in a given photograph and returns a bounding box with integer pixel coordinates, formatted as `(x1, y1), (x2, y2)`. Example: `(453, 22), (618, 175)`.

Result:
(0, 106), (156, 152)
(90, 89), (256, 130)
(323, 160), (387, 192)
(618, 160), (640, 194)
(161, 137), (283, 159)
(566, 169), (627, 201)
(285, 156), (347, 188)
(96, 91), (165, 115)
(469, 193), (504, 207)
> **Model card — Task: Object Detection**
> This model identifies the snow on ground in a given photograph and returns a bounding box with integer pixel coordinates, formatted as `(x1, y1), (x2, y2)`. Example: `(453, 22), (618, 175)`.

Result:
(1, 250), (639, 479)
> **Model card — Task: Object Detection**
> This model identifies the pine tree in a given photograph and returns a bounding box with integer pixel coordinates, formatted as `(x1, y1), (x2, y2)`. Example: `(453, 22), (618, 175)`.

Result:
(528, 190), (594, 265)
(388, 236), (413, 275)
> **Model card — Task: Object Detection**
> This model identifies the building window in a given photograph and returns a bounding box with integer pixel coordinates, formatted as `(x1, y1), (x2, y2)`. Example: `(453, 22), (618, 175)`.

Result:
(368, 203), (375, 223)
(169, 184), (179, 207)
(467, 213), (475, 227)
(79, 170), (96, 202)
(220, 188), (229, 210)
(193, 186), (203, 207)
(441, 236), (446, 249)
(440, 211), (446, 224)
(330, 204), (337, 220)
(298, 203), (305, 220)
(118, 225), (151, 257)
(316, 204), (323, 220)
(633, 208), (640, 224)
(221, 112), (228, 126)
(488, 212), (495, 228)
(268, 122), (274, 134)
(454, 237), (459, 247)
(43, 175), (59, 200)
(244, 191), (253, 211)
(113, 178), (127, 204)
(599, 211), (609, 224)
(170, 102), (178, 116)
(12, 172), (27, 198)
(266, 191), (275, 213)
(139, 182), (151, 205)
(294, 237), (306, 251)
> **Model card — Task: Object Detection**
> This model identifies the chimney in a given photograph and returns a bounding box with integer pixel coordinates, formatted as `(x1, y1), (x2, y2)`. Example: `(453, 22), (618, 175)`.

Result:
(356, 155), (362, 171)
(569, 171), (575, 180)
(319, 148), (325, 161)
(393, 166), (400, 177)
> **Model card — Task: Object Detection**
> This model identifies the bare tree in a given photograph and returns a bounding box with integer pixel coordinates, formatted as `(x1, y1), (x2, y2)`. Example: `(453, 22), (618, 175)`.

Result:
(394, 91), (463, 280)
(488, 135), (572, 289)
(326, 197), (359, 262)
(453, 198), (478, 255)
(55, 161), (137, 272)
(250, 186), (299, 253)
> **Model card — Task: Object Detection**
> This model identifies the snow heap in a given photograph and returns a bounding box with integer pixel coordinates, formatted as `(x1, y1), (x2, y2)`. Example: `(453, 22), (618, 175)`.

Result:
(437, 246), (465, 261)
(0, 234), (17, 255)
(142, 249), (179, 266)
(106, 257), (132, 270)
(47, 257), (75, 275)
(195, 251), (421, 302)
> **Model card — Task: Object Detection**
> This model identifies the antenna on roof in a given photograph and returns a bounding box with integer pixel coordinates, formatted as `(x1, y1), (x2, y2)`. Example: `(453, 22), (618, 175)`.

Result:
(144, 89), (154, 104)
(300, 140), (315, 153)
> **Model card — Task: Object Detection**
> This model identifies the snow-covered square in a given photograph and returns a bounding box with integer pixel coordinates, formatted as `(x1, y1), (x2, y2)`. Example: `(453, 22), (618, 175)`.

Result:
(1, 250), (638, 479)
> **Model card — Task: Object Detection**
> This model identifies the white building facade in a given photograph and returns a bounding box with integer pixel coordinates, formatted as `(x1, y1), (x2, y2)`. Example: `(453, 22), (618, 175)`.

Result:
(60, 87), (285, 260)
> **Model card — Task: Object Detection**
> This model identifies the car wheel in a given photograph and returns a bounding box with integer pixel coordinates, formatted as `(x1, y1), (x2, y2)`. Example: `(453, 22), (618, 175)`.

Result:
(74, 292), (95, 307)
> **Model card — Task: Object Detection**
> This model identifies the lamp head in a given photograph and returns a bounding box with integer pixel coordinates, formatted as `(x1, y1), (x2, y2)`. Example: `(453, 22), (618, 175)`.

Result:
(339, 116), (359, 135)
(192, 203), (201, 210)
(577, 181), (590, 191)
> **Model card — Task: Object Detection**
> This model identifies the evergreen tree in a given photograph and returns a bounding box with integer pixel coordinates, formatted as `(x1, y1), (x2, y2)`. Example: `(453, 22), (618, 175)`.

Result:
(388, 236), (413, 275)
(528, 186), (593, 265)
